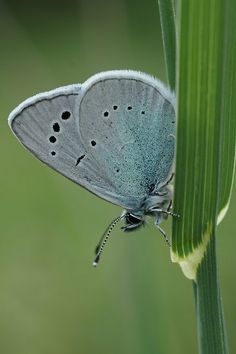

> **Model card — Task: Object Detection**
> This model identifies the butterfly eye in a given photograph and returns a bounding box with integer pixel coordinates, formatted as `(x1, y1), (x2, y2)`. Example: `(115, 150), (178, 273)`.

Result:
(126, 213), (142, 225)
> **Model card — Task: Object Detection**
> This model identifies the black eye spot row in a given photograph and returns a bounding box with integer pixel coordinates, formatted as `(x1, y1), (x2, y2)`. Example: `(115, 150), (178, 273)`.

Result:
(103, 106), (145, 117)
(49, 111), (71, 156)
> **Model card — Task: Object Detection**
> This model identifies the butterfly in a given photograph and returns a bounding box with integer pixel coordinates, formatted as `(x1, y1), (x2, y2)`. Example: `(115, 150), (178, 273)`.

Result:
(8, 70), (177, 266)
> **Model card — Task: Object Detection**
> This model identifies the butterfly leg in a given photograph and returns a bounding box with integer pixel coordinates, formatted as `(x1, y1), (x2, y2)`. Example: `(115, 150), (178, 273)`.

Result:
(155, 218), (171, 247)
(167, 200), (172, 211)
(150, 207), (180, 218)
(162, 173), (174, 187)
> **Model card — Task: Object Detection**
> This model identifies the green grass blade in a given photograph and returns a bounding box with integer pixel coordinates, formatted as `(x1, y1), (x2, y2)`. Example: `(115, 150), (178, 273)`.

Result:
(171, 0), (236, 279)
(158, 0), (176, 90)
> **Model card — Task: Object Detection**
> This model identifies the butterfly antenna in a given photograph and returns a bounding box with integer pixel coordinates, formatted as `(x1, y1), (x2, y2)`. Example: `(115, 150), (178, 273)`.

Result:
(93, 216), (123, 267)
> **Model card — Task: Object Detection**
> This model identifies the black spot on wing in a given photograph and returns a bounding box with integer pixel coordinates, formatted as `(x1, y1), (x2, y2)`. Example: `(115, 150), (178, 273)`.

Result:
(76, 154), (85, 166)
(61, 111), (71, 120)
(53, 122), (60, 132)
(49, 136), (56, 143)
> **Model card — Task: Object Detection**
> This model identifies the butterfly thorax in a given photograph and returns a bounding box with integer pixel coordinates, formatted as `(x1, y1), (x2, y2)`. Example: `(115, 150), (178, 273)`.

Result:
(122, 184), (173, 232)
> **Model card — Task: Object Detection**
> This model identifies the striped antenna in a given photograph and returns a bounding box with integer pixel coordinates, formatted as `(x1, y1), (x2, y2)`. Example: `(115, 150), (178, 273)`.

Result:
(93, 216), (123, 267)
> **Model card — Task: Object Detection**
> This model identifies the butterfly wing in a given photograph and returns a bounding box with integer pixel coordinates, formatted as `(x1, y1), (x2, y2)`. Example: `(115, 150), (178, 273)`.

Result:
(77, 71), (176, 207)
(9, 71), (175, 210)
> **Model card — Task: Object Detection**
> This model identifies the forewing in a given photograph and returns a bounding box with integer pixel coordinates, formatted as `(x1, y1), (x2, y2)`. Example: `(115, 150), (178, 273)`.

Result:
(8, 84), (125, 204)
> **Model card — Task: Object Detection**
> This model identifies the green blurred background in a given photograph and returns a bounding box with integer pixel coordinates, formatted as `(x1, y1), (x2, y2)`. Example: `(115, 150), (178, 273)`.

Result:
(0, 0), (235, 353)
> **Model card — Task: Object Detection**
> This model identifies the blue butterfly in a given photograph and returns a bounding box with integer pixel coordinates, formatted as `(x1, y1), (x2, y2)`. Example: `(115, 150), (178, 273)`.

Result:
(8, 70), (177, 266)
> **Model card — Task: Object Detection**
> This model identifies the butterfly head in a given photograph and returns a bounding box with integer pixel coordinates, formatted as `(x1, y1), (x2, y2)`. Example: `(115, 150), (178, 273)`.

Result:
(121, 210), (145, 232)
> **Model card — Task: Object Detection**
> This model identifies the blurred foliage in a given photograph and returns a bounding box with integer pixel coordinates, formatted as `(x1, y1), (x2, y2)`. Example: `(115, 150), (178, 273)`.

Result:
(0, 0), (235, 353)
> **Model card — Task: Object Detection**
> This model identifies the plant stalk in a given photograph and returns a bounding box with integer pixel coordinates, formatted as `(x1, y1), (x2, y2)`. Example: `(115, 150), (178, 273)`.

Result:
(158, 0), (231, 353)
(193, 235), (229, 354)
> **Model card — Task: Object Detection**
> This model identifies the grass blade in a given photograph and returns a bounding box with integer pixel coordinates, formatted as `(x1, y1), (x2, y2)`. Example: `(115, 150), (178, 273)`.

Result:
(158, 0), (176, 90)
(171, 0), (235, 279)
(158, 0), (235, 352)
